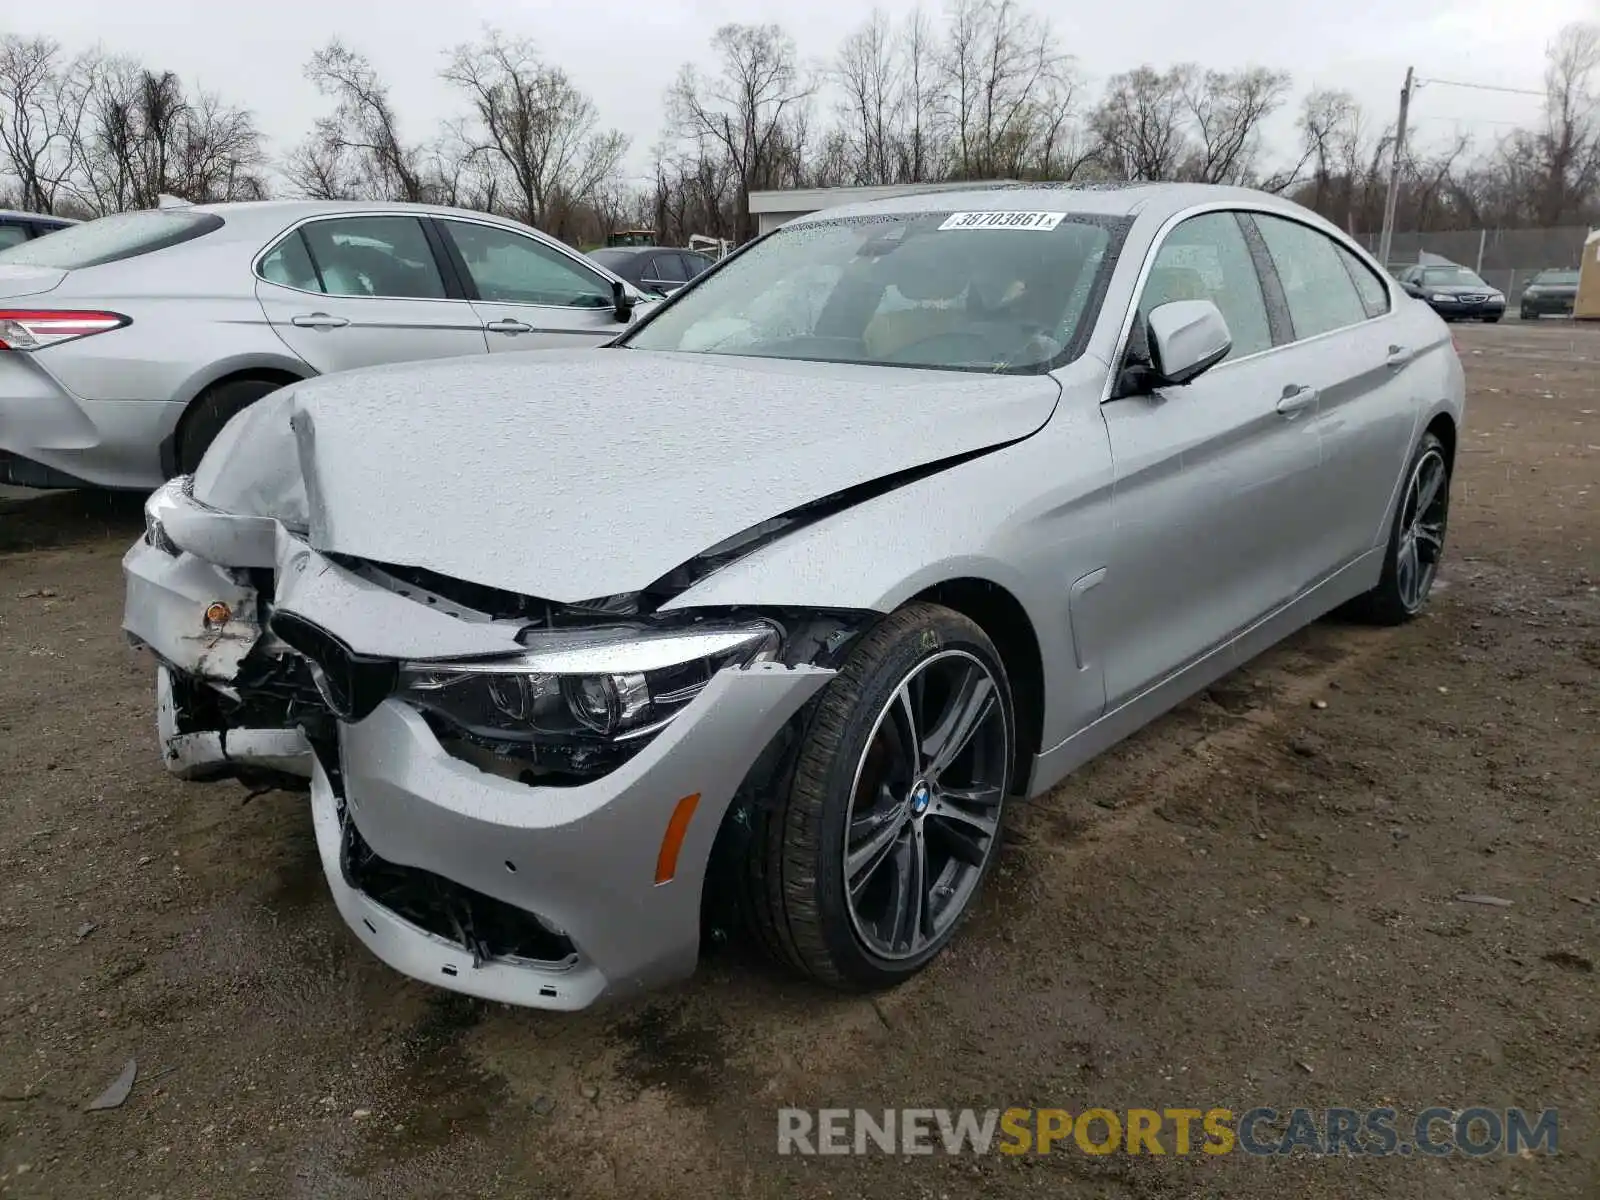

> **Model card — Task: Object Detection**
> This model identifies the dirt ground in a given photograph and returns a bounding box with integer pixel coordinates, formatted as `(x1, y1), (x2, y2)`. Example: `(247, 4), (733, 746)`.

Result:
(1, 321), (1596, 1200)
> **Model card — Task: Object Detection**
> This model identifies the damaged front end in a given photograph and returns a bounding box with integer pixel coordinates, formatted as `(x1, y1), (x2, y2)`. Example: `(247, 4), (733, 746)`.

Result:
(124, 478), (321, 785)
(127, 490), (874, 1007)
(265, 539), (870, 1008)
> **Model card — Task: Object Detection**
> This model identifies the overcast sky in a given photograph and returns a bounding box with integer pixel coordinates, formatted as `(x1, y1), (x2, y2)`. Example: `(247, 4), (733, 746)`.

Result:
(12, 0), (1595, 185)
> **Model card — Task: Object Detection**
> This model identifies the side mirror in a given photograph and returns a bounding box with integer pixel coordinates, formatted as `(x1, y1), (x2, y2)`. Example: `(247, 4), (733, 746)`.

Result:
(611, 279), (636, 323)
(1145, 299), (1232, 387)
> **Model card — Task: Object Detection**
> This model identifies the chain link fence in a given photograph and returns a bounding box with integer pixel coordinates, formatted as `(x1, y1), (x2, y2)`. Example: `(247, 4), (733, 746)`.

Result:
(1352, 226), (1591, 315)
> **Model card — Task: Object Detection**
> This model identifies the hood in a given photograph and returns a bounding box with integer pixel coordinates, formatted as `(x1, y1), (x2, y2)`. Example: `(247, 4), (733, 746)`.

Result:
(193, 349), (1060, 602)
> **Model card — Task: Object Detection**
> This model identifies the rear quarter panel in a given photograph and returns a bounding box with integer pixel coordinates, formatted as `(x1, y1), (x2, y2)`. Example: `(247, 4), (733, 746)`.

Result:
(36, 230), (310, 404)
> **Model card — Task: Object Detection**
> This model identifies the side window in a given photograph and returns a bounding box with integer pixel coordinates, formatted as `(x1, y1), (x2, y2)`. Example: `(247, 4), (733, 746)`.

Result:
(1254, 215), (1368, 339)
(299, 217), (446, 300)
(683, 253), (714, 278)
(1335, 244), (1390, 319)
(258, 230), (323, 292)
(0, 224), (28, 250)
(1138, 212), (1271, 361)
(443, 221), (611, 309)
(649, 254), (688, 285)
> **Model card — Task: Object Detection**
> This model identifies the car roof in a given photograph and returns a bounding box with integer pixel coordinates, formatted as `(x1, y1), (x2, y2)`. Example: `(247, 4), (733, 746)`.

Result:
(593, 245), (703, 258)
(784, 181), (1341, 228)
(151, 198), (561, 240)
(0, 209), (79, 224)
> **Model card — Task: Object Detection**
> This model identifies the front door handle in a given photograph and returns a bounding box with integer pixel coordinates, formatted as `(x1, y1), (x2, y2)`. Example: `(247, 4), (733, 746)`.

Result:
(484, 318), (533, 334)
(1276, 384), (1318, 416)
(290, 312), (349, 330)
(1385, 344), (1413, 369)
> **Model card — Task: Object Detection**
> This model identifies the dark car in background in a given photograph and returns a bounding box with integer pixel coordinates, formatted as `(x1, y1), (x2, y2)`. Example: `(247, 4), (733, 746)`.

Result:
(587, 245), (715, 297)
(1396, 262), (1505, 322)
(0, 210), (78, 250)
(1519, 269), (1579, 319)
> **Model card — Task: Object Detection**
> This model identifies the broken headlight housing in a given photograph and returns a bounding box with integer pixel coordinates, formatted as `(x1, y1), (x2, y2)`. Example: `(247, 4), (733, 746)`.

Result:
(397, 620), (782, 746)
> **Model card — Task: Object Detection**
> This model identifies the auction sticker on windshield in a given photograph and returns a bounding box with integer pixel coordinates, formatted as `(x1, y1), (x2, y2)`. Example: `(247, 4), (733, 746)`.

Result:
(938, 211), (1067, 231)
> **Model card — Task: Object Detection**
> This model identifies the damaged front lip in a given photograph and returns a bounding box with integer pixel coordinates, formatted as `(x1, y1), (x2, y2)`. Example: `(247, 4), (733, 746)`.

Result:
(122, 538), (264, 680)
(312, 660), (835, 1010)
(156, 665), (313, 780)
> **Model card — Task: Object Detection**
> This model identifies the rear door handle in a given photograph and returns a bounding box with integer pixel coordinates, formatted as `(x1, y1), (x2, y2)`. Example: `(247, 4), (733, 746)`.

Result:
(1276, 384), (1318, 416)
(1385, 344), (1413, 369)
(289, 312), (348, 329)
(484, 318), (533, 334)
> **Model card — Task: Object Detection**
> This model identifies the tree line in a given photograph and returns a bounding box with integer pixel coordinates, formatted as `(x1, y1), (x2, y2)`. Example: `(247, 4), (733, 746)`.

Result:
(3, 5), (1598, 248)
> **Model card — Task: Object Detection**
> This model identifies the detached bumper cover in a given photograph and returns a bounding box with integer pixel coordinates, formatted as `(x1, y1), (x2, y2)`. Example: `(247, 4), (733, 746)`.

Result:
(316, 665), (832, 1010)
(124, 526), (313, 779)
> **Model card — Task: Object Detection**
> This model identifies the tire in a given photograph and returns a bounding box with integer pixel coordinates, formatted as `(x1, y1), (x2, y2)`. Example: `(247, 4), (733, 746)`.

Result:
(177, 377), (292, 473)
(744, 602), (1014, 991)
(1483, 314), (1502, 324)
(1520, 308), (1533, 321)
(1348, 432), (1451, 626)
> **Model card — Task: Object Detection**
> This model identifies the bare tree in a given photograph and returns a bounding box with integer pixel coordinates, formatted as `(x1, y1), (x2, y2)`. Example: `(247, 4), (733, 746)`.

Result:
(0, 35), (95, 212)
(1091, 66), (1190, 180)
(1181, 66), (1292, 184)
(444, 29), (627, 238)
(834, 10), (900, 185)
(942, 0), (1067, 179)
(1495, 22), (1600, 225)
(897, 8), (944, 181)
(70, 58), (265, 212)
(297, 40), (429, 202)
(667, 24), (814, 241)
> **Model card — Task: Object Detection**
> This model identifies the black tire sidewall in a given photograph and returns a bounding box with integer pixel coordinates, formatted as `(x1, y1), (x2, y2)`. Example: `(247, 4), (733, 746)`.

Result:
(178, 378), (289, 473)
(796, 604), (1014, 987)
(1379, 431), (1450, 620)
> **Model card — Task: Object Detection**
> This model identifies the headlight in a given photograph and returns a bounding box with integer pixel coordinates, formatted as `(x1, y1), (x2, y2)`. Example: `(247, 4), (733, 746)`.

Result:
(142, 477), (188, 556)
(1431, 293), (1453, 303)
(397, 621), (781, 743)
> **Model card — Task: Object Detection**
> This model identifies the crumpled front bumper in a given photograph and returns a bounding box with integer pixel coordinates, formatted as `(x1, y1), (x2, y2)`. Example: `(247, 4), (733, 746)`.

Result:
(312, 666), (831, 1009)
(123, 511), (313, 781)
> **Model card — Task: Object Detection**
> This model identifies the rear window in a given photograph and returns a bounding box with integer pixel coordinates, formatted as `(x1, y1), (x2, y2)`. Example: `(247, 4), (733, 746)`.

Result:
(0, 209), (223, 269)
(588, 249), (634, 270)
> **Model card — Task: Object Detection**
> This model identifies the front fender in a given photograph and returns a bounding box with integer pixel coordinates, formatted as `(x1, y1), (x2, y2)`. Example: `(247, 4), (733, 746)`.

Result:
(659, 399), (1118, 751)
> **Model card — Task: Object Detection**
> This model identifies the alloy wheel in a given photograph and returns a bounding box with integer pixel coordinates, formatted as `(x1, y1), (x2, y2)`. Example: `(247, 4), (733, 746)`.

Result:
(1396, 447), (1449, 612)
(841, 649), (1011, 962)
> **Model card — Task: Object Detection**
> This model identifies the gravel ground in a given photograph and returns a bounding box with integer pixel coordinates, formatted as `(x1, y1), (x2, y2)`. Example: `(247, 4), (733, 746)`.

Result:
(0, 320), (1595, 1199)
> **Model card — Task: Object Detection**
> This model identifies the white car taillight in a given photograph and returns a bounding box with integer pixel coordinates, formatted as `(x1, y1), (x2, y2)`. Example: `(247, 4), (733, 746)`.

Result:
(0, 309), (130, 351)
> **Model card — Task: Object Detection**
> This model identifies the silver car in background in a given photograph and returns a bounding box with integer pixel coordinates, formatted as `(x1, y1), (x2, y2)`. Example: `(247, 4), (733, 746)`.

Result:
(0, 209), (79, 249)
(0, 200), (657, 490)
(123, 183), (1464, 1011)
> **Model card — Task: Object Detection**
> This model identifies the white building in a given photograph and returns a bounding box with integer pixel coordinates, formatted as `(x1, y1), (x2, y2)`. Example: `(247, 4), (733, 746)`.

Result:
(746, 181), (1017, 237)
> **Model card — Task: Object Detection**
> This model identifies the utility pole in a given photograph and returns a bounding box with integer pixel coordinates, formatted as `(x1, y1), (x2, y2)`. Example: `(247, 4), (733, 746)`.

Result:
(1377, 67), (1415, 271)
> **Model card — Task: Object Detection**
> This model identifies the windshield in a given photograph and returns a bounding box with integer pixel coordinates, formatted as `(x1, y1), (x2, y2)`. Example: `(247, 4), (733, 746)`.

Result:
(1421, 266), (1488, 288)
(1534, 270), (1579, 285)
(0, 209), (222, 269)
(623, 211), (1119, 373)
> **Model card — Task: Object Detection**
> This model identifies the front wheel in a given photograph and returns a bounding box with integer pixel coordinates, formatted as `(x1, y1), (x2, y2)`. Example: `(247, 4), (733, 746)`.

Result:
(1348, 432), (1451, 625)
(1520, 307), (1534, 320)
(745, 603), (1014, 990)
(1483, 314), (1502, 324)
